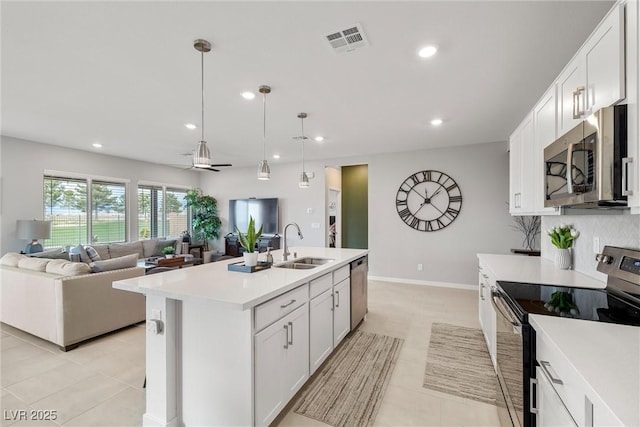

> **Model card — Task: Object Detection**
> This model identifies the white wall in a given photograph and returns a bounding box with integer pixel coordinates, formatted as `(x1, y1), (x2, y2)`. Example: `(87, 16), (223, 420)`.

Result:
(202, 141), (522, 286)
(0, 136), (200, 254)
(542, 214), (640, 282)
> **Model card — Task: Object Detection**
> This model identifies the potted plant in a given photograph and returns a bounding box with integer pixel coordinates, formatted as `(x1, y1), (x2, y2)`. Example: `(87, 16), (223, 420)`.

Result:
(236, 216), (263, 267)
(185, 189), (222, 253)
(547, 224), (580, 269)
(163, 246), (176, 259)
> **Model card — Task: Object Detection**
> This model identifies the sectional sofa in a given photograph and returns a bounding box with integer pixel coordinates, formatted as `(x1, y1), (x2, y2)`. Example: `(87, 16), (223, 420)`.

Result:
(0, 238), (177, 350)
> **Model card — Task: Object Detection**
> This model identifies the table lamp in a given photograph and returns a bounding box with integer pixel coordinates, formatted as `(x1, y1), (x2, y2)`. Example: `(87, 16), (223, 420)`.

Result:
(17, 220), (52, 254)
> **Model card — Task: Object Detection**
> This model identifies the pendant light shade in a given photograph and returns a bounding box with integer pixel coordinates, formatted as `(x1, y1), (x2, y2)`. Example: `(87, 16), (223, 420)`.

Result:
(257, 85), (271, 180)
(294, 113), (310, 189)
(193, 39), (212, 168)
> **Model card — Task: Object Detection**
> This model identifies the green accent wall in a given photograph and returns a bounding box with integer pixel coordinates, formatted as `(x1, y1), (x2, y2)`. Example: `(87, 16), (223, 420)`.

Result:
(341, 165), (368, 249)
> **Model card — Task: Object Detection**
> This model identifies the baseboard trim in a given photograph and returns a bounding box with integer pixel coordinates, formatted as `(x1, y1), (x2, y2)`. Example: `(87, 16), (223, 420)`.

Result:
(368, 275), (475, 291)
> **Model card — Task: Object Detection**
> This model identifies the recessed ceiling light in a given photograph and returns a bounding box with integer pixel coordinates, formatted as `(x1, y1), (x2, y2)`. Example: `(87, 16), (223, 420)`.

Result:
(272, 154), (280, 159)
(185, 123), (197, 130)
(92, 143), (102, 148)
(241, 91), (256, 100)
(418, 45), (438, 58)
(314, 136), (324, 142)
(430, 118), (443, 126)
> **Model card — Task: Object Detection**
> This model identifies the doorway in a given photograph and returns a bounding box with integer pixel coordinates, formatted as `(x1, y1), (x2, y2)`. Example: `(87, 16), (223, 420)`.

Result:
(341, 164), (368, 249)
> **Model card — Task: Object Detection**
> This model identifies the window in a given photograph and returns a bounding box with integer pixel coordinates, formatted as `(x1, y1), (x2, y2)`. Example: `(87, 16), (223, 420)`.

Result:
(43, 175), (127, 248)
(137, 186), (189, 239)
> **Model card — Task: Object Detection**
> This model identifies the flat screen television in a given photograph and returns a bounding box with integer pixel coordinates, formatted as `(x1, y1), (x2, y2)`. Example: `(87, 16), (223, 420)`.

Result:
(229, 198), (279, 235)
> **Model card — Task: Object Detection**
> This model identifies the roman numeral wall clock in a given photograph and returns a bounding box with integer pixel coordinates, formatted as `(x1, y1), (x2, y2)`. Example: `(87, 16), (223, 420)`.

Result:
(395, 170), (462, 232)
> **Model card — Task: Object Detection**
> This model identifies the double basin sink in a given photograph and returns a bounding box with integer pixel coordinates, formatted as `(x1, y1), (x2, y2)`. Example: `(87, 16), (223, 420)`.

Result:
(273, 257), (335, 270)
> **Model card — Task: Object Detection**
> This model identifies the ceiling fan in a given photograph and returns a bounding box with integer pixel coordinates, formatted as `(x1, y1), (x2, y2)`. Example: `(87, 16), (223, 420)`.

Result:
(178, 152), (232, 172)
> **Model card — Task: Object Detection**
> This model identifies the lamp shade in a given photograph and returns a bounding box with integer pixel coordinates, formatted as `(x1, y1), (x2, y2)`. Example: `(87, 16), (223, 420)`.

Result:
(17, 220), (51, 240)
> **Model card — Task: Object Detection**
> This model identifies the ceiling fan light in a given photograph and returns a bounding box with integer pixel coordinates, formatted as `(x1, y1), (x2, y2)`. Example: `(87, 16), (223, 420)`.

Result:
(258, 160), (271, 180)
(193, 140), (211, 168)
(299, 172), (309, 188)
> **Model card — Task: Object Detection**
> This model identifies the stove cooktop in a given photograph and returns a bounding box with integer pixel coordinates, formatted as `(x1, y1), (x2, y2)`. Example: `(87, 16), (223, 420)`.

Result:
(497, 281), (640, 327)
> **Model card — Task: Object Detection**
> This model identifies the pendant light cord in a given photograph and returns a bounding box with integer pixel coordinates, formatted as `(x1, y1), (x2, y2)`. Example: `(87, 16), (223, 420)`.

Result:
(301, 117), (305, 172)
(263, 91), (267, 159)
(201, 48), (205, 142)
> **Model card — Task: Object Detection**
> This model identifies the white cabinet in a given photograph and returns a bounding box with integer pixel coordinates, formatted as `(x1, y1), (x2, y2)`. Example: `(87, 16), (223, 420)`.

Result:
(509, 113), (534, 215)
(309, 288), (334, 374)
(478, 262), (496, 368)
(255, 291), (309, 426)
(558, 4), (625, 136)
(533, 85), (561, 215)
(533, 366), (577, 427)
(627, 0), (640, 213)
(333, 277), (351, 347)
(309, 267), (351, 375)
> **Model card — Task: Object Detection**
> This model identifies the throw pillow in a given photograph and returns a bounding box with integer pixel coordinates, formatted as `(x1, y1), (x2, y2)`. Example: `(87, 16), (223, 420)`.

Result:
(29, 248), (70, 260)
(45, 259), (91, 276)
(89, 253), (138, 273)
(108, 241), (144, 259)
(17, 257), (51, 272)
(89, 244), (111, 260)
(84, 246), (101, 262)
(0, 252), (27, 267)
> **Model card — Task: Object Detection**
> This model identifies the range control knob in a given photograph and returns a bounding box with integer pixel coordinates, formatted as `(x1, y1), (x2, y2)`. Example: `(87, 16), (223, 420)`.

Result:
(595, 254), (613, 264)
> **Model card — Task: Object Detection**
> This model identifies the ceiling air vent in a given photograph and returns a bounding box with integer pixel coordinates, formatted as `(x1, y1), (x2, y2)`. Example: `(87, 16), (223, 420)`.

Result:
(325, 23), (369, 53)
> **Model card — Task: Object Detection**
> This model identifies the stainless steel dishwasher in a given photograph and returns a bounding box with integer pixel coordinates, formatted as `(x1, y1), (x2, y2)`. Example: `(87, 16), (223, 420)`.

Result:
(350, 256), (368, 329)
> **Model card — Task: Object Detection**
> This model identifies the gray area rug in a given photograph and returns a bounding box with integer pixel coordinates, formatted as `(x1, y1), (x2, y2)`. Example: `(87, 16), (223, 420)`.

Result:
(423, 322), (498, 405)
(293, 329), (403, 427)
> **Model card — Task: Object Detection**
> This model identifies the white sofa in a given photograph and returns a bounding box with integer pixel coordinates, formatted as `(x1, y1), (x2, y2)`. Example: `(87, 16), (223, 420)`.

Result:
(0, 254), (146, 351)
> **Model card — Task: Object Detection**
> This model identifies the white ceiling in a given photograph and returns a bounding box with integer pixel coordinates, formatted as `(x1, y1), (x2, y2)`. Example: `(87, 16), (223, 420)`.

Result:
(1, 1), (614, 170)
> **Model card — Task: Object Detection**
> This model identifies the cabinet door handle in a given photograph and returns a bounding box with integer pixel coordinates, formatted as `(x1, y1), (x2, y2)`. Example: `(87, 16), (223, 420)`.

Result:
(480, 283), (485, 300)
(288, 321), (294, 346)
(280, 299), (296, 309)
(573, 86), (586, 119)
(335, 290), (340, 308)
(283, 324), (289, 349)
(539, 360), (563, 384)
(331, 293), (335, 311)
(530, 378), (539, 415)
(622, 157), (634, 196)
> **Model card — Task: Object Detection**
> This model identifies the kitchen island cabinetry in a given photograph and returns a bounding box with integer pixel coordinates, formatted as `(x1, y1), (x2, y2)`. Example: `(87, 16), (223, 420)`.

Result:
(114, 247), (368, 427)
(478, 262), (496, 368)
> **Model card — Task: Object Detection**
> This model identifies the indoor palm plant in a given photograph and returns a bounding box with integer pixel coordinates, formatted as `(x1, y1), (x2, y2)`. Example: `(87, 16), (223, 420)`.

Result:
(236, 216), (263, 267)
(185, 189), (221, 251)
(547, 224), (580, 269)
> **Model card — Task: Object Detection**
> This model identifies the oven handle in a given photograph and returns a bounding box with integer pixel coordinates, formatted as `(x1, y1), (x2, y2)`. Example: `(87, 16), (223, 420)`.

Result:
(491, 290), (522, 327)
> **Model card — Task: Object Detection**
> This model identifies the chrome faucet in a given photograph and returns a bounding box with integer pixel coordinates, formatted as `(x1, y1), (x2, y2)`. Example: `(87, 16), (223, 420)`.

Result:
(283, 222), (304, 261)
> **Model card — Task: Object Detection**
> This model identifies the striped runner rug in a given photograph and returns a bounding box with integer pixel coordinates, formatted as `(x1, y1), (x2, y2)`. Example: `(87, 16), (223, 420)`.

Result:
(293, 329), (403, 427)
(423, 322), (498, 405)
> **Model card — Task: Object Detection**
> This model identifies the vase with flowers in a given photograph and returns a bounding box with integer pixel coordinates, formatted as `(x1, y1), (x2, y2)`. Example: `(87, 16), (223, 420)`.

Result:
(547, 224), (580, 269)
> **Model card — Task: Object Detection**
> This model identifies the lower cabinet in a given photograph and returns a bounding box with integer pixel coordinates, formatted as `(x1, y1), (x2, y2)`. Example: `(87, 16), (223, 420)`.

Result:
(309, 289), (334, 374)
(478, 263), (497, 368)
(534, 366), (577, 427)
(254, 303), (309, 426)
(333, 278), (351, 347)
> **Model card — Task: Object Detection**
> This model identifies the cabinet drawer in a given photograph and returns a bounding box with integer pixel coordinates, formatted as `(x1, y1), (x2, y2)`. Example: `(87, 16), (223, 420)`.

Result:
(536, 330), (587, 426)
(333, 265), (350, 284)
(255, 284), (309, 332)
(309, 273), (333, 299)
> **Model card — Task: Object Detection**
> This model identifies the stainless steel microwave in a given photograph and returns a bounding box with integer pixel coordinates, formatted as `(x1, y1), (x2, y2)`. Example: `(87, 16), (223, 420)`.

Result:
(544, 105), (631, 208)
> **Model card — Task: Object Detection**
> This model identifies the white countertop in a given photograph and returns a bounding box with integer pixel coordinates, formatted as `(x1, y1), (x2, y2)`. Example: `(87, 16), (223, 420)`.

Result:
(530, 315), (640, 426)
(477, 253), (606, 289)
(113, 247), (368, 311)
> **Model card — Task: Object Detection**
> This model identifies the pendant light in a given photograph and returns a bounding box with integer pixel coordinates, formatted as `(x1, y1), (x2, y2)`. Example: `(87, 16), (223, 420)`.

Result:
(257, 85), (271, 180)
(193, 39), (212, 168)
(294, 113), (310, 188)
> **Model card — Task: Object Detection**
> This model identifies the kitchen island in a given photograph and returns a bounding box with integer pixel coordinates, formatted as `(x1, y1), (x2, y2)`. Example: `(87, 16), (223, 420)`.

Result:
(113, 246), (368, 427)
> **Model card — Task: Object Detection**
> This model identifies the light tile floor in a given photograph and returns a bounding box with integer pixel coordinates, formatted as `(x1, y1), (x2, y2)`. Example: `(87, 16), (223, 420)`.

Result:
(1, 280), (500, 427)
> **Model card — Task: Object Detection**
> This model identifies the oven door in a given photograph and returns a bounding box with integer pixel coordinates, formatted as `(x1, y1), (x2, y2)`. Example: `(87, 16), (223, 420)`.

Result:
(492, 288), (525, 427)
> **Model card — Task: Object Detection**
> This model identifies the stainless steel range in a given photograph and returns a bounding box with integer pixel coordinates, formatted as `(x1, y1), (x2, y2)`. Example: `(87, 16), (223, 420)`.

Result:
(491, 246), (640, 427)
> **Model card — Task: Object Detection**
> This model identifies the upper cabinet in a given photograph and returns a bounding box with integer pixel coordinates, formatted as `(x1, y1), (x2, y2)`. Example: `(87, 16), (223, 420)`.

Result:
(510, 1), (635, 215)
(558, 4), (625, 136)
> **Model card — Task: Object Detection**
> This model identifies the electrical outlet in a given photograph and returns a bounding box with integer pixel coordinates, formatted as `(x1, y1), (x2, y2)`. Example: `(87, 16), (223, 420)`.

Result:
(593, 236), (600, 254)
(417, 263), (423, 271)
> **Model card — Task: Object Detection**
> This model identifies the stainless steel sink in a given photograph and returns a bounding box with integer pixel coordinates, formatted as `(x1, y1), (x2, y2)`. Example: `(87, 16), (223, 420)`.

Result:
(273, 257), (335, 269)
